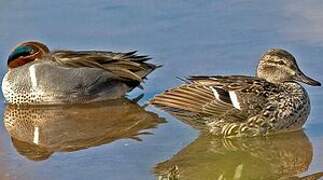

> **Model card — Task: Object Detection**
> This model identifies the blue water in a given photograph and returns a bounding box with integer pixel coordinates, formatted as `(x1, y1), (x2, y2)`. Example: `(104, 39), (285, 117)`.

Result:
(0, 0), (322, 179)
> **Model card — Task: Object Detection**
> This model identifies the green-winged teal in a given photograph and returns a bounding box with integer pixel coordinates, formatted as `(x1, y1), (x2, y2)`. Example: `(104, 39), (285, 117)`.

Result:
(151, 49), (321, 137)
(2, 41), (159, 105)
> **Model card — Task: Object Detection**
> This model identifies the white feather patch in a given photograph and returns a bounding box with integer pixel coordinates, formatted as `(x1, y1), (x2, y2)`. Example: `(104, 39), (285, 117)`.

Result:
(233, 164), (244, 179)
(229, 91), (241, 110)
(29, 65), (38, 90)
(210, 87), (220, 100)
(33, 126), (39, 144)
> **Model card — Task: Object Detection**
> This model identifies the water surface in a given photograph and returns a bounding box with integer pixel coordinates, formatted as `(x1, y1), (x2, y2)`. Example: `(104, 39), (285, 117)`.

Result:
(0, 0), (323, 179)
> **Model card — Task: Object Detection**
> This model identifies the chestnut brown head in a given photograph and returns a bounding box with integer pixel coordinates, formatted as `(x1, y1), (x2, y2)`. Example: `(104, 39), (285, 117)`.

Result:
(7, 41), (50, 69)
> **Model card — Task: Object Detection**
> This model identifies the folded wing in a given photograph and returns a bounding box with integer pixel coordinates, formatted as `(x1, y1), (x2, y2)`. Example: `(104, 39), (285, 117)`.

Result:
(50, 50), (159, 87)
(151, 75), (272, 128)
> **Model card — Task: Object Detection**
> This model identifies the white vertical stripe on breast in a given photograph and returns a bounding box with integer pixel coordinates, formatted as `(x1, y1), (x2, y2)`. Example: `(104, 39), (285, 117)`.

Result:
(33, 126), (39, 144)
(210, 87), (220, 100)
(229, 91), (241, 110)
(29, 65), (38, 90)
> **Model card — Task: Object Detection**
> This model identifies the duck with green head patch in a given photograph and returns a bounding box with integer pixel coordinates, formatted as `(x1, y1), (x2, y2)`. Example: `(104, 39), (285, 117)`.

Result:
(2, 41), (159, 105)
(151, 49), (321, 137)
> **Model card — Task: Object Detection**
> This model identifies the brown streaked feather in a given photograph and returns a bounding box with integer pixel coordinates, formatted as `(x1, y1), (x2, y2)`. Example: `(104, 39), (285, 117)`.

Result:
(163, 108), (210, 130)
(188, 75), (265, 90)
(151, 83), (236, 118)
(151, 75), (274, 127)
(50, 50), (158, 83)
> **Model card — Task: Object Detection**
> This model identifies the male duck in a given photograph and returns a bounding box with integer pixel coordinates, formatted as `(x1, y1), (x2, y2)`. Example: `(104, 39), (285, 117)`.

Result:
(2, 41), (158, 105)
(151, 49), (321, 137)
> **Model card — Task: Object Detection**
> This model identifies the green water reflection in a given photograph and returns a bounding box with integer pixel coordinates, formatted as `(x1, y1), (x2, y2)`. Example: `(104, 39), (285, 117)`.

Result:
(155, 131), (323, 180)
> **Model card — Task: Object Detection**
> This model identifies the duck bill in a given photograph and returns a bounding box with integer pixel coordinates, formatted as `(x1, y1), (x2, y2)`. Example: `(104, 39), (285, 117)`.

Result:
(294, 71), (321, 86)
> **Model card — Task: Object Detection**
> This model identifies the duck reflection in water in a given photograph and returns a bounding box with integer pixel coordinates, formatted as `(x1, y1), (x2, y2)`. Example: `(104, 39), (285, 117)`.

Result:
(155, 130), (323, 180)
(3, 98), (166, 161)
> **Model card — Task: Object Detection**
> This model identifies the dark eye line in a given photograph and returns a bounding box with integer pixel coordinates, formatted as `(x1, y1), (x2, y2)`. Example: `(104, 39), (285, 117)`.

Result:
(267, 60), (286, 66)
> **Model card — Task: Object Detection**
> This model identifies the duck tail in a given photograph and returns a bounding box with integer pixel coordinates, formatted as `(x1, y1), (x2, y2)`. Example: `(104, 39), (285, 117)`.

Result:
(125, 51), (161, 81)
(115, 51), (161, 89)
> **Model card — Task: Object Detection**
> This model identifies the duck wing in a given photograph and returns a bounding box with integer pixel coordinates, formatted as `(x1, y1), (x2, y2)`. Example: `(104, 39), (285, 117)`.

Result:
(50, 50), (159, 83)
(151, 75), (276, 127)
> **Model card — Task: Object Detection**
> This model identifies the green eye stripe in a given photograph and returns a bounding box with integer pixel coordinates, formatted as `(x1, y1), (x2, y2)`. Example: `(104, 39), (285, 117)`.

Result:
(8, 46), (33, 62)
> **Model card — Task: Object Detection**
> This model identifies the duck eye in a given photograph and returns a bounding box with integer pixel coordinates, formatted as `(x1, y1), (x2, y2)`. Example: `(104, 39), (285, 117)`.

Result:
(273, 59), (287, 66)
(7, 46), (34, 63)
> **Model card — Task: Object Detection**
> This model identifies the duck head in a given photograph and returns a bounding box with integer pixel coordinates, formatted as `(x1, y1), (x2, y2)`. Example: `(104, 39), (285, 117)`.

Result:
(256, 48), (321, 86)
(7, 41), (49, 69)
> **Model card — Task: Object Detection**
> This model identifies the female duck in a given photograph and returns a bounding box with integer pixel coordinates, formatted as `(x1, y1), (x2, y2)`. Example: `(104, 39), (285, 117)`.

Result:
(2, 41), (158, 105)
(151, 49), (321, 137)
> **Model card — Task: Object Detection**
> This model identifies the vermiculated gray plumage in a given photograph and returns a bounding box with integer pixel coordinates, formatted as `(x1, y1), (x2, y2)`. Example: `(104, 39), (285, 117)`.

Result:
(2, 46), (159, 105)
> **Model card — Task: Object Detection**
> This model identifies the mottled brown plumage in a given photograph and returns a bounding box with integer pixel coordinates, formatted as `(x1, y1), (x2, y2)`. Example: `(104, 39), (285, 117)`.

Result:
(151, 49), (320, 137)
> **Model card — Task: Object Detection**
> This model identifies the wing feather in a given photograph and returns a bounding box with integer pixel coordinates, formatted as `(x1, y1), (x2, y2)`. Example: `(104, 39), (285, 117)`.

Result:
(151, 75), (273, 128)
(151, 83), (235, 117)
(50, 50), (159, 84)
